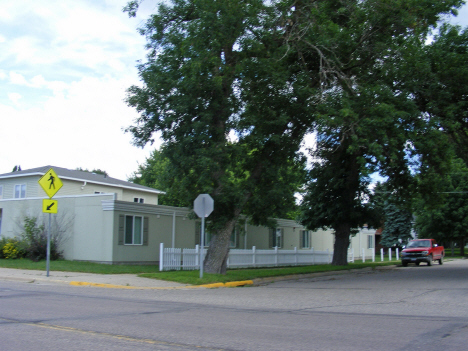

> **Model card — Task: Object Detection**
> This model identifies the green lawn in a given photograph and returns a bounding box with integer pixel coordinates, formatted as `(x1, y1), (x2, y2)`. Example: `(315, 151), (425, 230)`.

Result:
(0, 258), (403, 285)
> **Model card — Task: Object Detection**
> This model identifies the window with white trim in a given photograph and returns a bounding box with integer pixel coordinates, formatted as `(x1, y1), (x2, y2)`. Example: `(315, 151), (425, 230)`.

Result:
(301, 230), (311, 249)
(14, 184), (26, 198)
(367, 235), (374, 249)
(269, 228), (283, 248)
(125, 215), (143, 245)
(134, 197), (144, 203)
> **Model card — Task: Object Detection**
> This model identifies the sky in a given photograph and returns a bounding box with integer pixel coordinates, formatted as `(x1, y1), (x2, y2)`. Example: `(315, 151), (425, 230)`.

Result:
(1, 1), (467, 181)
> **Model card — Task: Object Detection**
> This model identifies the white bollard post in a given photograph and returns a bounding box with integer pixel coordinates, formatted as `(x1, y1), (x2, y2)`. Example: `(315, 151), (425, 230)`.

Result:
(362, 248), (365, 263)
(388, 248), (392, 261)
(381, 248), (384, 262)
(396, 248), (399, 260)
(159, 243), (164, 271)
(372, 248), (375, 262)
(252, 246), (256, 267)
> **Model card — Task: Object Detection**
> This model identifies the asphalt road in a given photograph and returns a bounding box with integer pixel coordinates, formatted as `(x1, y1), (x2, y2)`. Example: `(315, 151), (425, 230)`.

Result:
(0, 259), (467, 351)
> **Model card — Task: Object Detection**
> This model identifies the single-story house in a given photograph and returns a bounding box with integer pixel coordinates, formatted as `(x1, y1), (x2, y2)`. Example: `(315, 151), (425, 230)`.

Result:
(0, 166), (376, 264)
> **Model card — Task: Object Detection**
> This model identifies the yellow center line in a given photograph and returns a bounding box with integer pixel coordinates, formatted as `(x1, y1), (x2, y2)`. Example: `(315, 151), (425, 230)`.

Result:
(1, 317), (228, 350)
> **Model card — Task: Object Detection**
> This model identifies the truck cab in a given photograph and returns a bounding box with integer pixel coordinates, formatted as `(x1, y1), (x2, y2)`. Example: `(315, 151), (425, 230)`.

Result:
(401, 239), (444, 267)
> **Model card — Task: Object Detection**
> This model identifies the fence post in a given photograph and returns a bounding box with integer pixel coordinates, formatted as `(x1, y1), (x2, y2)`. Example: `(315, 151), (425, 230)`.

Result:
(195, 245), (199, 268)
(388, 248), (392, 261)
(159, 243), (164, 271)
(396, 248), (399, 260)
(362, 248), (365, 263)
(252, 246), (256, 267)
(275, 246), (278, 266)
(372, 248), (375, 262)
(381, 248), (384, 262)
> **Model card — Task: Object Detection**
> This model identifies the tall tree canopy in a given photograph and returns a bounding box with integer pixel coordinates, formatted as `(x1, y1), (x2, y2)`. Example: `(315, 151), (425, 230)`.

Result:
(125, 0), (307, 273)
(292, 0), (463, 264)
(126, 0), (465, 269)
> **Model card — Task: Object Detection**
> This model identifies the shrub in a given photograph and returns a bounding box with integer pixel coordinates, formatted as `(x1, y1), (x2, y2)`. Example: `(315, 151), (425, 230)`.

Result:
(0, 237), (7, 258)
(1, 238), (25, 259)
(20, 216), (63, 262)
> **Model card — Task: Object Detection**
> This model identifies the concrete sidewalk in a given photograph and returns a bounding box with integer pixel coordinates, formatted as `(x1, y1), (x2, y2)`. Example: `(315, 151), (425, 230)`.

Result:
(0, 268), (190, 289)
(0, 268), (254, 289)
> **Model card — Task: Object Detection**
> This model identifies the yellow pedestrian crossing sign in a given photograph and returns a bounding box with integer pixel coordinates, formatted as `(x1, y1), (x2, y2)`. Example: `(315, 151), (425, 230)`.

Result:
(39, 168), (63, 198)
(42, 199), (58, 214)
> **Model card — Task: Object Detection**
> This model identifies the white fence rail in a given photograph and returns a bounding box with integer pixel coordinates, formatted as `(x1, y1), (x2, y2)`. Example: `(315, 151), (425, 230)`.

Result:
(159, 243), (355, 271)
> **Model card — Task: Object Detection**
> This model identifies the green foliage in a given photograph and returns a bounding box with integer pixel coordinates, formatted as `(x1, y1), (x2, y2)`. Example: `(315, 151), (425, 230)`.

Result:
(294, 0), (464, 265)
(19, 216), (63, 262)
(129, 148), (192, 207)
(125, 0), (308, 273)
(380, 203), (413, 248)
(414, 158), (468, 249)
(1, 238), (25, 259)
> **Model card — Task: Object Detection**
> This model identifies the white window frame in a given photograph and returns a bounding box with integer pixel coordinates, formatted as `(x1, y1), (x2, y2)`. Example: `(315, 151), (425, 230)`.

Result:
(14, 184), (26, 198)
(133, 197), (145, 203)
(270, 228), (283, 248)
(301, 230), (311, 249)
(124, 215), (144, 245)
(367, 235), (374, 249)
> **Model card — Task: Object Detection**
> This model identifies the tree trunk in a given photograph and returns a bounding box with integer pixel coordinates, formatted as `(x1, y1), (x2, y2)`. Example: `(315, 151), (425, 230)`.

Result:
(203, 218), (237, 274)
(332, 222), (351, 265)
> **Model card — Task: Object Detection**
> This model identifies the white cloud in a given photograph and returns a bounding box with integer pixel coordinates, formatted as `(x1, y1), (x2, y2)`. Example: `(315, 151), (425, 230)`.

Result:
(0, 75), (157, 180)
(0, 1), (157, 180)
(7, 92), (22, 106)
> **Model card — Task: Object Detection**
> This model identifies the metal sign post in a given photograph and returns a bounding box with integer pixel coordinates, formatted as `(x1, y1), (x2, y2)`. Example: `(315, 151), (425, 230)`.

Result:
(38, 168), (63, 277)
(193, 194), (214, 278)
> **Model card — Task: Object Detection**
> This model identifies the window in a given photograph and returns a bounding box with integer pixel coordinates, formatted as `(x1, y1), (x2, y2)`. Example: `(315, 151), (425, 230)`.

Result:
(14, 184), (26, 198)
(367, 235), (374, 249)
(125, 215), (143, 245)
(301, 230), (311, 249)
(269, 228), (283, 248)
(118, 215), (148, 246)
(230, 228), (238, 248)
(134, 198), (144, 203)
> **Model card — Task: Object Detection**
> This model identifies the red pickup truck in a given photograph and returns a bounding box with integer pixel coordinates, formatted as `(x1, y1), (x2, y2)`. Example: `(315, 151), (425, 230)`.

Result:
(401, 239), (445, 267)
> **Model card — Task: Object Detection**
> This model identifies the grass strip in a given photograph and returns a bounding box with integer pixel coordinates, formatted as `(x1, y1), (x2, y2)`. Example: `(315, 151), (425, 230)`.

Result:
(0, 258), (408, 285)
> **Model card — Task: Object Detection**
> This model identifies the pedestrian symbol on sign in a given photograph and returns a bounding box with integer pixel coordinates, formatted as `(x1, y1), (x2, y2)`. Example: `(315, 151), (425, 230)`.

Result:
(48, 173), (55, 189)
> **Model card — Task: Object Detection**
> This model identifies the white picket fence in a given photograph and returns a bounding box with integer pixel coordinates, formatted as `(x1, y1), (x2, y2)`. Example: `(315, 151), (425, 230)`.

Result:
(159, 243), (355, 271)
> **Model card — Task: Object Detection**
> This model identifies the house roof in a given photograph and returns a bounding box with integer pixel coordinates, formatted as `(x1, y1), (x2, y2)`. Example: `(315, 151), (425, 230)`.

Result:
(0, 165), (165, 195)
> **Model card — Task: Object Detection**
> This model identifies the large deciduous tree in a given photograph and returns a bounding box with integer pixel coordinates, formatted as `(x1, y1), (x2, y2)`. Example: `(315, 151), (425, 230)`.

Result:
(290, 0), (463, 265)
(124, 0), (307, 273)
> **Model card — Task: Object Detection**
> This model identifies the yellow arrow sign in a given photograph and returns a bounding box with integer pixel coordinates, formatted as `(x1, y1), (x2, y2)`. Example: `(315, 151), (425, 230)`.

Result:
(38, 168), (63, 198)
(42, 199), (58, 214)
